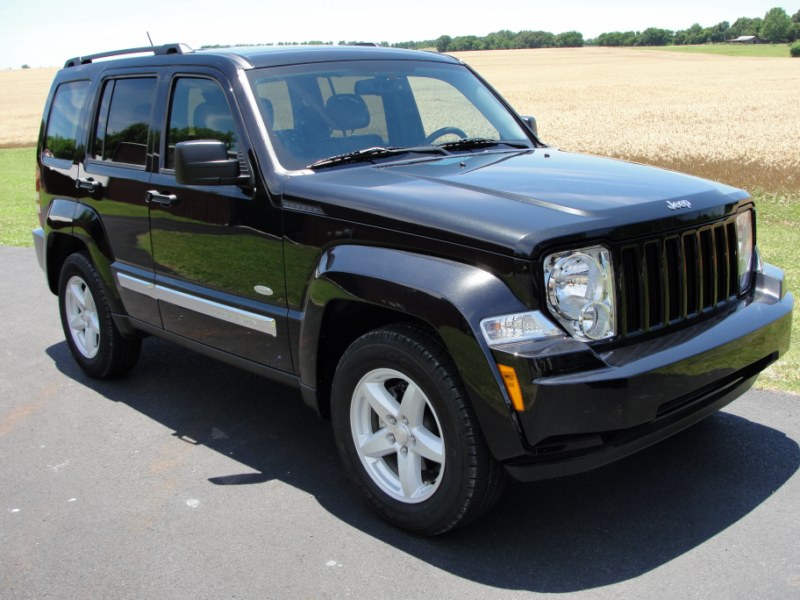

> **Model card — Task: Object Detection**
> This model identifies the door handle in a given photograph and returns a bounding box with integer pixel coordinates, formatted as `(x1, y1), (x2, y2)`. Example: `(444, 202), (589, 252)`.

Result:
(76, 178), (102, 194)
(145, 190), (179, 207)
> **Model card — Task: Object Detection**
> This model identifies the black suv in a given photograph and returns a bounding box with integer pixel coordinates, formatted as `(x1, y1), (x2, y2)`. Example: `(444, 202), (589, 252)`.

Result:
(34, 43), (792, 534)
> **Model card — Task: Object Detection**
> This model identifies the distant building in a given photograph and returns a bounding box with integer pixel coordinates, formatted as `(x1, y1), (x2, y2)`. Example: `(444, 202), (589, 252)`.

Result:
(728, 35), (761, 44)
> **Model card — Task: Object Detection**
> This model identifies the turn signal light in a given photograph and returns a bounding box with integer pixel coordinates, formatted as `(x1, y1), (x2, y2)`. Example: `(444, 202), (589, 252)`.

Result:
(497, 364), (525, 411)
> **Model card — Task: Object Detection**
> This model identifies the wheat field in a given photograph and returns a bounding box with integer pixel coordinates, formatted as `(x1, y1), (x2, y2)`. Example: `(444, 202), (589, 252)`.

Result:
(460, 48), (800, 192)
(0, 68), (55, 148)
(2, 48), (799, 191)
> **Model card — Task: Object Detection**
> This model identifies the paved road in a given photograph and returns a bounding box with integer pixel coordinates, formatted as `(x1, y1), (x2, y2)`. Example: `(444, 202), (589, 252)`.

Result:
(1, 246), (798, 599)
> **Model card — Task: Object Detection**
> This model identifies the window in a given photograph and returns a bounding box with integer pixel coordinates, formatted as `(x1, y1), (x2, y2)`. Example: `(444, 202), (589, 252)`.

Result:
(250, 70), (393, 169)
(165, 78), (239, 169)
(253, 79), (293, 131)
(44, 81), (90, 160)
(408, 76), (498, 141)
(93, 77), (157, 166)
(315, 75), (388, 140)
(247, 60), (529, 171)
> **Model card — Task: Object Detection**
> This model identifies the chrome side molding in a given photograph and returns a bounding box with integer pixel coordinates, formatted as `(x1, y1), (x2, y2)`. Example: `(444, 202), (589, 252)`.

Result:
(117, 273), (277, 337)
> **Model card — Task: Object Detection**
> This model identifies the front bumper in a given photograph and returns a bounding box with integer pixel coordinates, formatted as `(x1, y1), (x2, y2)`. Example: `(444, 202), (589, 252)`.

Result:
(498, 263), (793, 481)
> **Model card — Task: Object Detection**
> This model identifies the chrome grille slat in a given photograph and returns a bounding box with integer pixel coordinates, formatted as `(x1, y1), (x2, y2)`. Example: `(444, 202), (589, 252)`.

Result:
(619, 216), (740, 337)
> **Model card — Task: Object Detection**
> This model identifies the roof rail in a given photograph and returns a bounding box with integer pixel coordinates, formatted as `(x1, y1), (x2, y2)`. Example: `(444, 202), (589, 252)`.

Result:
(64, 43), (193, 68)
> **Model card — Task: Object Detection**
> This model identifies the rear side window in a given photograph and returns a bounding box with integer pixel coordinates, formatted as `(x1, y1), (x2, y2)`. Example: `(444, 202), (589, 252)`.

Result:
(93, 77), (157, 166)
(43, 81), (90, 160)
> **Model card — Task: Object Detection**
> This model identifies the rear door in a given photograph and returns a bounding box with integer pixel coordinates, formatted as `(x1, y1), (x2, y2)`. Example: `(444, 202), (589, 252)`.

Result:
(81, 73), (161, 326)
(146, 70), (292, 371)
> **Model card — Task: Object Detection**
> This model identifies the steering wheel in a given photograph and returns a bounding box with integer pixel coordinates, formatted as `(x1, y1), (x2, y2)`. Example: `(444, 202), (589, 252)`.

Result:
(423, 127), (468, 145)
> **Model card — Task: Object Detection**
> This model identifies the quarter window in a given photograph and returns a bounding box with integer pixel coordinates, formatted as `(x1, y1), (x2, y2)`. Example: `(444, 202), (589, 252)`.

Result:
(93, 77), (157, 166)
(44, 81), (90, 160)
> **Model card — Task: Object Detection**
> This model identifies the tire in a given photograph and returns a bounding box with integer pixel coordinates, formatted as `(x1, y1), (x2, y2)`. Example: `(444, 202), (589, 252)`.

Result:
(58, 253), (141, 378)
(331, 323), (506, 535)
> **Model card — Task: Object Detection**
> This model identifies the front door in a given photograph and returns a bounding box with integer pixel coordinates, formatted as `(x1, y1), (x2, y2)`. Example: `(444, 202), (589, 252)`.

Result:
(147, 73), (292, 372)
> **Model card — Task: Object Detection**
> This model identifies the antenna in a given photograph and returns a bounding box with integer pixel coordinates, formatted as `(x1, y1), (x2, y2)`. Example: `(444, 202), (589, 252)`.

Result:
(146, 32), (155, 47)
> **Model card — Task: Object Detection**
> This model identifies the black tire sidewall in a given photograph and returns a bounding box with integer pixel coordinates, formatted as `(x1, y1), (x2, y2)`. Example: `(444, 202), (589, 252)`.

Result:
(331, 327), (476, 534)
(58, 253), (119, 378)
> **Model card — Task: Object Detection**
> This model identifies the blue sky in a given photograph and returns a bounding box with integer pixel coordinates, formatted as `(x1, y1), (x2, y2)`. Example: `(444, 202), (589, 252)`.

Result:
(0, 0), (796, 69)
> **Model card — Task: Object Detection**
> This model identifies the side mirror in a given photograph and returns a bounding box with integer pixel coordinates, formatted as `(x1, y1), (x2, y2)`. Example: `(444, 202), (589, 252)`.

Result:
(521, 115), (538, 137)
(174, 140), (246, 185)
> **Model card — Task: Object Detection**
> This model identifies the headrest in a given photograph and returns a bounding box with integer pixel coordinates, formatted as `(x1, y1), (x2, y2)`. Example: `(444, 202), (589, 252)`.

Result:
(325, 94), (370, 132)
(258, 97), (274, 129)
(194, 100), (233, 133)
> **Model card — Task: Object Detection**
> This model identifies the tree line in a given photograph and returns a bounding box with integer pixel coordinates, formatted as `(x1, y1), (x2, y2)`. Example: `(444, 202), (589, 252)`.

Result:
(594, 7), (799, 47)
(389, 7), (800, 51)
(202, 7), (800, 53)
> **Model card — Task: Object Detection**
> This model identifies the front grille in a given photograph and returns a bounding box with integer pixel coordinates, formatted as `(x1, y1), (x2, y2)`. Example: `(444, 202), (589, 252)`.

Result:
(618, 216), (741, 337)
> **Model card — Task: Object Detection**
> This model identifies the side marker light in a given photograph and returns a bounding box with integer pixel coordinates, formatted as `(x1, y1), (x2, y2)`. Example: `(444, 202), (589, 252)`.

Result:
(498, 364), (525, 412)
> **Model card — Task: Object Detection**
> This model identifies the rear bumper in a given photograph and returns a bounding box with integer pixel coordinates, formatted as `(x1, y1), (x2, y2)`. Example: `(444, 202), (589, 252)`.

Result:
(500, 264), (793, 481)
(33, 228), (45, 272)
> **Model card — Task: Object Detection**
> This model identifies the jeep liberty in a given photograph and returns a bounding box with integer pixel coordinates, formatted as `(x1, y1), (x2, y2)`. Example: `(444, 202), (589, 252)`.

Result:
(34, 43), (793, 534)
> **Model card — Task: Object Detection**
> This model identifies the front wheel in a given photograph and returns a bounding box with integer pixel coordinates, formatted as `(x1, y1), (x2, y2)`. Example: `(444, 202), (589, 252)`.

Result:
(58, 253), (141, 378)
(331, 324), (505, 535)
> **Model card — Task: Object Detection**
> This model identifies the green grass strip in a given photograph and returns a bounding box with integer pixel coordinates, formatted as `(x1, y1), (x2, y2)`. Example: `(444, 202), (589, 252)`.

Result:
(637, 43), (795, 59)
(0, 147), (37, 246)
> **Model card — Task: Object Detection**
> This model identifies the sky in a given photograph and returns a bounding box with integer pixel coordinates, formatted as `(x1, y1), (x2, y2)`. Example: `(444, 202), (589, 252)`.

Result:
(1, 0), (796, 69)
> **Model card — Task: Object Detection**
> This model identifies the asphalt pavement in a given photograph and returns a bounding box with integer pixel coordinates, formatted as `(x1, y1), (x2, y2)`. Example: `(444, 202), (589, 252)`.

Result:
(1, 245), (798, 599)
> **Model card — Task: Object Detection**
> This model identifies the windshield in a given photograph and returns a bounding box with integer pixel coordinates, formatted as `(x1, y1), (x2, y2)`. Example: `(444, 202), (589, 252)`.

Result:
(247, 60), (532, 171)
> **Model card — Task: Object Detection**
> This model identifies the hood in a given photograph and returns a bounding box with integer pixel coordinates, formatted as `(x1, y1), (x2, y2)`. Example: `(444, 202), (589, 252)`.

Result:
(282, 148), (749, 257)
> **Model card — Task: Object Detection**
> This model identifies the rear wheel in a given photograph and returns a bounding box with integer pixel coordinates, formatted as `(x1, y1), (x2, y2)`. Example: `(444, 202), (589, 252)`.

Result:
(58, 253), (141, 378)
(331, 323), (505, 535)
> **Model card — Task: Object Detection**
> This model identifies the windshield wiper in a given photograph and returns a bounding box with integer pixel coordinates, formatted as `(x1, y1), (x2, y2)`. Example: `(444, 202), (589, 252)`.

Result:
(308, 145), (448, 170)
(307, 139), (530, 169)
(436, 138), (531, 151)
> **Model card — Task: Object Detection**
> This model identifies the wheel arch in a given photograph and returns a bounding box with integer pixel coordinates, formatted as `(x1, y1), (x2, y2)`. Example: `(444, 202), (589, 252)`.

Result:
(45, 231), (87, 294)
(299, 245), (530, 461)
(43, 199), (127, 319)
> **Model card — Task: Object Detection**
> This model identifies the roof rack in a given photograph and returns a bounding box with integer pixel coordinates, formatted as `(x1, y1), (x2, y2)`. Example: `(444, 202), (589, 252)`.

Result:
(64, 43), (193, 68)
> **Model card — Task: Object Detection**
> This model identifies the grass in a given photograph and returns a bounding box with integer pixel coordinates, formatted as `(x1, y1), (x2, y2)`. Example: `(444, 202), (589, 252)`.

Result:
(751, 192), (800, 393)
(638, 43), (795, 59)
(0, 147), (37, 246)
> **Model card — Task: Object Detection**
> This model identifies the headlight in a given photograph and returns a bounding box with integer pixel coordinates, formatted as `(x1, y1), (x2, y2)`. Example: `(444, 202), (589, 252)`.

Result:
(544, 245), (615, 341)
(736, 210), (754, 293)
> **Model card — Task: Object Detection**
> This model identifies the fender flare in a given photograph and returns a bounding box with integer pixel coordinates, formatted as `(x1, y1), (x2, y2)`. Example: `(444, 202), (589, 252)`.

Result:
(44, 198), (126, 317)
(300, 244), (531, 461)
